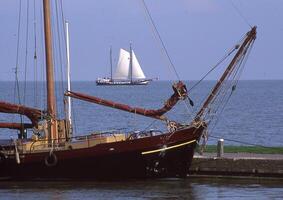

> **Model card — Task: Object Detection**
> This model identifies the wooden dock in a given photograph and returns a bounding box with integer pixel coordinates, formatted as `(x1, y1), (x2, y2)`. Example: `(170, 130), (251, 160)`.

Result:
(189, 153), (283, 178)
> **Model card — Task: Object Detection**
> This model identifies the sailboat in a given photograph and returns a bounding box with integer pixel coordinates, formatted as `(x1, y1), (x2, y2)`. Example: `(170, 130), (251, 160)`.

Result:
(0, 0), (257, 180)
(96, 45), (152, 85)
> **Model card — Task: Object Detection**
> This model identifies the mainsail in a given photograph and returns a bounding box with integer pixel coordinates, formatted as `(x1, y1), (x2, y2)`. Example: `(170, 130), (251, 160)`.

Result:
(113, 48), (146, 80)
(113, 49), (130, 80)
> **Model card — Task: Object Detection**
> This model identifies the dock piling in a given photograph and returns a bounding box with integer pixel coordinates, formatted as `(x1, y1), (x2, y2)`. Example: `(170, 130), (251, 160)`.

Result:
(217, 139), (224, 157)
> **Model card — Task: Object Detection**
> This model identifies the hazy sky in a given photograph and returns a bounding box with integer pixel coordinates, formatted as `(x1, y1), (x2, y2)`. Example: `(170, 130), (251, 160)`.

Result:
(0, 0), (282, 81)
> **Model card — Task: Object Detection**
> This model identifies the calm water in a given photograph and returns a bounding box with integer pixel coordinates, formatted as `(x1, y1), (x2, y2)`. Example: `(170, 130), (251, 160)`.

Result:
(0, 80), (282, 146)
(0, 80), (283, 199)
(0, 178), (282, 200)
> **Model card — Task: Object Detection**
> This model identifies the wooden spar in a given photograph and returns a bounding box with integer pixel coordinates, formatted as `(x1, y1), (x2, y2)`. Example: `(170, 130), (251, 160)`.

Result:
(195, 26), (257, 120)
(65, 21), (72, 126)
(66, 81), (188, 121)
(0, 101), (42, 125)
(43, 0), (57, 141)
(65, 21), (72, 139)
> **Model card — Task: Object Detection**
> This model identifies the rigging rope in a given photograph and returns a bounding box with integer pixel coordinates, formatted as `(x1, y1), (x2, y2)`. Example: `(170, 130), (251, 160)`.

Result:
(142, 119), (157, 132)
(184, 35), (247, 124)
(55, 0), (65, 102)
(23, 0), (30, 105)
(188, 44), (240, 93)
(192, 29), (255, 122)
(39, 2), (46, 113)
(49, 0), (59, 116)
(229, 0), (252, 28)
(140, 0), (181, 80)
(15, 0), (23, 106)
(202, 39), (256, 147)
(59, 0), (67, 50)
(208, 59), (241, 118)
(208, 134), (275, 149)
(139, 0), (201, 127)
(49, 0), (65, 117)
(33, 0), (38, 108)
(14, 0), (24, 131)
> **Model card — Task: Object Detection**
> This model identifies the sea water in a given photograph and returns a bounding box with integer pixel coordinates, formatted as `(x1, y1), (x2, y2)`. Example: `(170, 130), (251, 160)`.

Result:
(0, 80), (282, 199)
(1, 80), (282, 146)
(0, 178), (282, 200)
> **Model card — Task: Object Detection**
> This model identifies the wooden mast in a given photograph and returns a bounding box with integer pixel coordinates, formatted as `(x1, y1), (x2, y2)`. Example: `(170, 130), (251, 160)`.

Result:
(195, 26), (257, 120)
(43, 0), (57, 142)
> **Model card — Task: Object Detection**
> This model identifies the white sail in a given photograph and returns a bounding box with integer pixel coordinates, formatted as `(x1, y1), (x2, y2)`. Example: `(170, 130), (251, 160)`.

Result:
(131, 50), (146, 79)
(113, 48), (146, 80)
(113, 49), (130, 80)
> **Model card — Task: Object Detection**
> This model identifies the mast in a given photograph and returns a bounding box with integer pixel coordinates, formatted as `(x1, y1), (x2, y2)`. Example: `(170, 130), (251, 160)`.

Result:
(110, 46), (113, 81)
(43, 0), (57, 141)
(65, 21), (72, 127)
(129, 43), (133, 83)
(195, 26), (257, 120)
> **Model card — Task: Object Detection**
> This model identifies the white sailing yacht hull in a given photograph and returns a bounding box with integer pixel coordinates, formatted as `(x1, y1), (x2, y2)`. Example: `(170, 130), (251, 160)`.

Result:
(96, 79), (150, 86)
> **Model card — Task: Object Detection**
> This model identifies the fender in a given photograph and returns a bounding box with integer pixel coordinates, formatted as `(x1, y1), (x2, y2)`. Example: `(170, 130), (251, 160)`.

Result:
(44, 152), (58, 167)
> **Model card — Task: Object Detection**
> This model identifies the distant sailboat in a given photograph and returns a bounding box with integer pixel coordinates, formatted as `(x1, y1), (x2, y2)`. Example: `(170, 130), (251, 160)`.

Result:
(96, 45), (152, 85)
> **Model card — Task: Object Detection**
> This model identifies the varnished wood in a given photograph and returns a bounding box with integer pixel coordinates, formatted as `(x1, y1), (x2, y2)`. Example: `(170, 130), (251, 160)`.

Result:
(43, 0), (57, 141)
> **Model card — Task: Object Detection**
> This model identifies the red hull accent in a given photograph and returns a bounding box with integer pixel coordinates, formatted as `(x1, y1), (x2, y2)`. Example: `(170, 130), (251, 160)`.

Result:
(0, 126), (204, 180)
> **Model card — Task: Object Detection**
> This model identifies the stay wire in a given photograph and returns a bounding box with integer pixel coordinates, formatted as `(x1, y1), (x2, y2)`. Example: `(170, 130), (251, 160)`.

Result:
(50, 0), (59, 115)
(197, 44), (241, 123)
(204, 74), (243, 146)
(210, 49), (244, 113)
(206, 40), (255, 141)
(142, 119), (158, 132)
(15, 0), (23, 105)
(205, 48), (246, 124)
(188, 30), (250, 94)
(59, 0), (67, 50)
(190, 33), (249, 120)
(33, 0), (38, 107)
(59, 0), (76, 134)
(235, 39), (255, 86)
(207, 77), (238, 132)
(209, 42), (255, 126)
(14, 0), (24, 127)
(55, 0), (65, 109)
(39, 2), (46, 112)
(188, 45), (238, 93)
(23, 0), (30, 105)
(230, 0), (252, 28)
(140, 0), (181, 80)
(208, 134), (274, 148)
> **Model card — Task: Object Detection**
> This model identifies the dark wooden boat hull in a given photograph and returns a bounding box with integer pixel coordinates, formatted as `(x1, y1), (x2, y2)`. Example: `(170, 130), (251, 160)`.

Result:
(0, 125), (204, 180)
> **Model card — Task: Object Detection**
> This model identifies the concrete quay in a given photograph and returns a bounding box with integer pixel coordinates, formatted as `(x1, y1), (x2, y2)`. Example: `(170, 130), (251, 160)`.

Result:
(189, 153), (283, 178)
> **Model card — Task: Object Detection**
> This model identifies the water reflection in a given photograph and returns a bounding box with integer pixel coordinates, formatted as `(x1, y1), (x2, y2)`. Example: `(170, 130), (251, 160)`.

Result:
(0, 178), (283, 200)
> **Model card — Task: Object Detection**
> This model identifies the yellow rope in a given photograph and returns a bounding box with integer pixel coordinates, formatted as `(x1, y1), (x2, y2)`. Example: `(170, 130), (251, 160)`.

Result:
(141, 139), (196, 155)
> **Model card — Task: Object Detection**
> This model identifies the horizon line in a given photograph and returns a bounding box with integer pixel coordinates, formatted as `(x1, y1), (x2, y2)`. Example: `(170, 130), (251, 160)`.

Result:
(0, 79), (283, 82)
